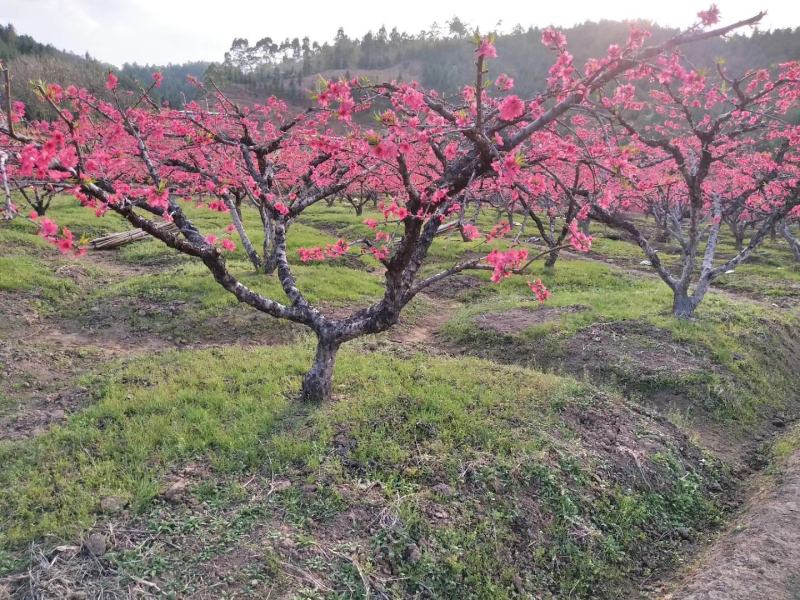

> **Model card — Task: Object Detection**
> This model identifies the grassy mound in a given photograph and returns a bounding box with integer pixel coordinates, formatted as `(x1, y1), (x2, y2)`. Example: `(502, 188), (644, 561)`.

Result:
(1, 345), (725, 597)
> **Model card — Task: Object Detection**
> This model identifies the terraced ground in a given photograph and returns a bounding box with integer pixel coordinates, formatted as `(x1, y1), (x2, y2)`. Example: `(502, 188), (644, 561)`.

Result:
(0, 201), (798, 599)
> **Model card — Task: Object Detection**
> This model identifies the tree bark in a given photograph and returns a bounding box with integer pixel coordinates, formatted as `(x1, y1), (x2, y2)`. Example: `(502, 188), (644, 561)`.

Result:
(783, 223), (800, 262)
(301, 337), (341, 402)
(544, 247), (560, 268)
(672, 290), (697, 318)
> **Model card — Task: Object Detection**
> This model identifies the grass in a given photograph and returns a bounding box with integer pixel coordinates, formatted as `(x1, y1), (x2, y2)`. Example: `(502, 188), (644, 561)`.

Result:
(440, 256), (800, 424)
(1, 197), (799, 597)
(0, 255), (77, 299)
(0, 344), (726, 598)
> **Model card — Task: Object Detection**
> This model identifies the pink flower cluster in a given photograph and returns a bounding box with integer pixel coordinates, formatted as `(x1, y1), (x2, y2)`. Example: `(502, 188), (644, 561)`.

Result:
(462, 224), (481, 240)
(495, 74), (514, 91)
(34, 216), (86, 256)
(698, 4), (720, 26)
(476, 38), (497, 59)
(528, 279), (551, 303)
(498, 95), (525, 121)
(298, 239), (350, 262)
(486, 248), (528, 283)
(567, 221), (593, 253)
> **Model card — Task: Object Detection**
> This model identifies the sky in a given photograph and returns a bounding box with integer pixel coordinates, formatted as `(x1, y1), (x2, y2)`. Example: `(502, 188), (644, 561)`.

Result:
(3, 0), (799, 67)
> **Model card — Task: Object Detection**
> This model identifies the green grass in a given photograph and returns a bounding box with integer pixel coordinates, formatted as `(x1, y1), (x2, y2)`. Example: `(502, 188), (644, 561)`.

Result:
(440, 254), (800, 424)
(0, 344), (725, 598)
(0, 255), (77, 300)
(1, 196), (798, 597)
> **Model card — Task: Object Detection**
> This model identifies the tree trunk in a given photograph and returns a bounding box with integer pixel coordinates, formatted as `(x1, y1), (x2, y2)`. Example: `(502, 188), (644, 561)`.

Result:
(301, 337), (340, 402)
(729, 224), (745, 252)
(783, 223), (800, 262)
(262, 219), (279, 275)
(672, 290), (697, 319)
(263, 248), (279, 275)
(544, 247), (560, 268)
(654, 225), (670, 243)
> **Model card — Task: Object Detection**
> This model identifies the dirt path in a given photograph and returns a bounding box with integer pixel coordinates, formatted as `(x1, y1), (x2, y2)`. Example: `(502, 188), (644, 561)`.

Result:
(659, 447), (800, 600)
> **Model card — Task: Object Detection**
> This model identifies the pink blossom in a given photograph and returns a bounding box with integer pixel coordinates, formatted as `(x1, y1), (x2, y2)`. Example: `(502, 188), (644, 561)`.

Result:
(205, 234), (218, 245)
(298, 247), (324, 262)
(325, 239), (350, 258)
(498, 95), (525, 121)
(567, 221), (592, 253)
(372, 139), (399, 161)
(476, 38), (497, 59)
(462, 224), (480, 240)
(492, 153), (522, 184)
(495, 73), (514, 91)
(46, 83), (63, 102)
(485, 248), (528, 283)
(337, 99), (355, 121)
(698, 5), (720, 26)
(39, 218), (58, 237)
(486, 220), (512, 242)
(400, 87), (425, 111)
(11, 100), (25, 123)
(274, 202), (290, 216)
(106, 72), (118, 91)
(28, 210), (39, 220)
(370, 245), (390, 262)
(152, 71), (164, 88)
(57, 237), (73, 254)
(363, 219), (378, 229)
(221, 238), (236, 251)
(528, 279), (551, 303)
(541, 28), (567, 50)
(147, 189), (170, 211)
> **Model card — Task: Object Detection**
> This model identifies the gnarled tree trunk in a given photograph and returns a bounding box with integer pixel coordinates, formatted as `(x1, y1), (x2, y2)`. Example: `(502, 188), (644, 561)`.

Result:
(783, 222), (800, 262)
(544, 247), (561, 268)
(672, 289), (698, 318)
(301, 336), (341, 402)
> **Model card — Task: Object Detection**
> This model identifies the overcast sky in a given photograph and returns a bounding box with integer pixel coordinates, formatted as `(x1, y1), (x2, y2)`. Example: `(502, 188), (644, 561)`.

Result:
(3, 0), (799, 67)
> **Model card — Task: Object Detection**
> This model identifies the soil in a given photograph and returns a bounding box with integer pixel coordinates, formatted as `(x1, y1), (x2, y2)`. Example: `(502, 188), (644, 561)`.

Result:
(564, 321), (713, 381)
(388, 296), (457, 346)
(659, 448), (800, 600)
(473, 305), (587, 334)
(423, 274), (484, 300)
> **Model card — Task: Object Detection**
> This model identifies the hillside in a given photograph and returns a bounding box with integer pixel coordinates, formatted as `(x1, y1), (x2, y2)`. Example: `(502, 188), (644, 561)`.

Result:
(5, 21), (800, 117)
(209, 21), (800, 106)
(2, 15), (800, 600)
(0, 24), (207, 118)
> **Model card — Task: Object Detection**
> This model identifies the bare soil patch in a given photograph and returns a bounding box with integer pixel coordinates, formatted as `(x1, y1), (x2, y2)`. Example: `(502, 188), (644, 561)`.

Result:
(565, 321), (711, 381)
(473, 304), (587, 334)
(423, 274), (484, 300)
(659, 448), (800, 600)
(388, 297), (458, 346)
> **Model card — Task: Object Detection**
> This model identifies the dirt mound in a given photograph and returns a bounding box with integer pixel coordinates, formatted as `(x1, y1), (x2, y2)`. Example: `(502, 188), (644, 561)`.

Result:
(565, 321), (711, 380)
(473, 305), (587, 334)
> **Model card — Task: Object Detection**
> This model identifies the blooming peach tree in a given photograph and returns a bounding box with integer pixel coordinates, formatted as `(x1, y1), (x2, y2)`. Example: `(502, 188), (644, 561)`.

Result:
(0, 10), (766, 399)
(582, 31), (800, 316)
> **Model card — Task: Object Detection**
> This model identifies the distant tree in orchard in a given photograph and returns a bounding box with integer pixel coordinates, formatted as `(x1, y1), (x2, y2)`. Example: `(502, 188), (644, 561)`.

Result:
(0, 9), (773, 400)
(578, 32), (800, 317)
